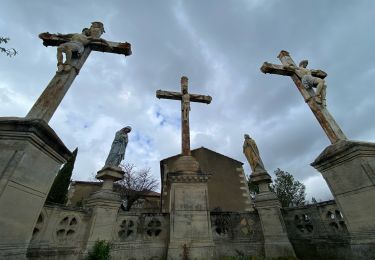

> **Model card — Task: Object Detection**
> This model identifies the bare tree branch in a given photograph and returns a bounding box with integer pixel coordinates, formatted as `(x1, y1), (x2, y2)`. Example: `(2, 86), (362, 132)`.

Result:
(116, 163), (159, 211)
(0, 37), (17, 57)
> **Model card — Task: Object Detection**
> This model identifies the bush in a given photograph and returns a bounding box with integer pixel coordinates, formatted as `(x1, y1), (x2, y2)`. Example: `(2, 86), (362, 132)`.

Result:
(87, 240), (111, 260)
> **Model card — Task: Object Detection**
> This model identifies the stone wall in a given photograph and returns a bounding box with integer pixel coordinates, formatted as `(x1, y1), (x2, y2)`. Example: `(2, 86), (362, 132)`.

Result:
(282, 200), (352, 260)
(211, 212), (264, 258)
(27, 204), (266, 259)
(161, 147), (253, 213)
(110, 212), (169, 259)
(27, 204), (170, 260)
(27, 204), (91, 259)
(27, 199), (364, 259)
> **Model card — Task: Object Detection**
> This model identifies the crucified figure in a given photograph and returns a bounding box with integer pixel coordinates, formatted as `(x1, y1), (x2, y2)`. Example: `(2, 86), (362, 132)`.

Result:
(56, 21), (109, 72)
(289, 60), (327, 106)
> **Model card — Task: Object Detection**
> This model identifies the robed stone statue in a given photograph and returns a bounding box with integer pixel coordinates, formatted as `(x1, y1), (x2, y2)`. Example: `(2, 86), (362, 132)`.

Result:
(104, 126), (132, 167)
(243, 134), (266, 173)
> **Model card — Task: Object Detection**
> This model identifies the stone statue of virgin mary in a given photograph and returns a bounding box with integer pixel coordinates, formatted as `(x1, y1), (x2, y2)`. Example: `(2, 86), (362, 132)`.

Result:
(104, 126), (132, 167)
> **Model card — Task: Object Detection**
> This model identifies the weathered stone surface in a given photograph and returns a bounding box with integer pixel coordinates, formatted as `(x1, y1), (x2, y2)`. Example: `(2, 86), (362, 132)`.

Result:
(161, 147), (253, 213)
(311, 140), (375, 259)
(282, 200), (353, 260)
(167, 174), (214, 259)
(0, 117), (71, 259)
(173, 155), (201, 174)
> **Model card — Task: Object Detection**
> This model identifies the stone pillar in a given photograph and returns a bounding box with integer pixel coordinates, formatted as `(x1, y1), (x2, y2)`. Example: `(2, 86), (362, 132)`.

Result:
(0, 117), (71, 259)
(251, 170), (296, 258)
(311, 140), (375, 259)
(85, 166), (124, 248)
(167, 155), (214, 260)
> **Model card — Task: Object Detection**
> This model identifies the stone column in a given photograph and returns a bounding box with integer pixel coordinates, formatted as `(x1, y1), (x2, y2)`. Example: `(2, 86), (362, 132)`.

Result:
(251, 170), (296, 258)
(84, 166), (124, 248)
(311, 140), (375, 259)
(0, 117), (71, 259)
(167, 155), (215, 260)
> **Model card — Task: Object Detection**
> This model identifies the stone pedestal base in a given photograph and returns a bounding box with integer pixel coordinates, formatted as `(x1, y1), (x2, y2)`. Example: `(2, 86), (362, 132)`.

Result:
(255, 191), (296, 258)
(167, 157), (214, 259)
(85, 167), (124, 247)
(0, 117), (71, 259)
(312, 140), (375, 258)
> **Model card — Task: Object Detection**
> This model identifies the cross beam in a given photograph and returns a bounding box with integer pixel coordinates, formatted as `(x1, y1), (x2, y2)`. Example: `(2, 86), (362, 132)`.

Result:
(26, 23), (132, 123)
(260, 50), (346, 144)
(156, 76), (212, 155)
(39, 32), (132, 56)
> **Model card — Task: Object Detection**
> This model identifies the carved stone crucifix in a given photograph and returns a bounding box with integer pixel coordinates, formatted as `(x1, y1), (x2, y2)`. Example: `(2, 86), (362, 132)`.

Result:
(156, 76), (212, 156)
(26, 22), (132, 123)
(260, 50), (347, 144)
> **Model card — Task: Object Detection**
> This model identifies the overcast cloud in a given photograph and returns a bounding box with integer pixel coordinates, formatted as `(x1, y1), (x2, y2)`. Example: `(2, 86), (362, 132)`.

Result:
(1, 0), (375, 201)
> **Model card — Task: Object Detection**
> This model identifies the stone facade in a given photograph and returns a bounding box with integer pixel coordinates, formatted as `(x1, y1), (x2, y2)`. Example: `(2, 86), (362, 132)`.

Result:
(0, 118), (71, 259)
(160, 147), (253, 213)
(283, 200), (352, 260)
(1, 137), (374, 259)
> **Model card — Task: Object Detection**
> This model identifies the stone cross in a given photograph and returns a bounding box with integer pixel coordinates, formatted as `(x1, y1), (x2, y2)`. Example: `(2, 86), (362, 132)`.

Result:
(156, 76), (212, 156)
(260, 50), (347, 144)
(26, 22), (132, 123)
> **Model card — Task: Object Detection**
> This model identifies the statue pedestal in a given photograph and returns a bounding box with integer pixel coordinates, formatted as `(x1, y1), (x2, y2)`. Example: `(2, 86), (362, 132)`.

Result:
(0, 117), (71, 259)
(167, 156), (215, 259)
(312, 140), (375, 259)
(252, 170), (296, 258)
(85, 166), (124, 248)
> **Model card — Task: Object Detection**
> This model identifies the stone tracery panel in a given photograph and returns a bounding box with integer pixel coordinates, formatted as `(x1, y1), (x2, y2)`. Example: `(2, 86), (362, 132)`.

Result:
(55, 215), (79, 243)
(210, 212), (263, 241)
(31, 213), (45, 241)
(118, 219), (135, 240)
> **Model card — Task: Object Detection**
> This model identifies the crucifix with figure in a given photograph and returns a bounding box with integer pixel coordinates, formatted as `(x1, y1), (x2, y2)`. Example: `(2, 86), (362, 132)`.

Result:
(156, 76), (212, 156)
(260, 50), (347, 144)
(26, 21), (132, 123)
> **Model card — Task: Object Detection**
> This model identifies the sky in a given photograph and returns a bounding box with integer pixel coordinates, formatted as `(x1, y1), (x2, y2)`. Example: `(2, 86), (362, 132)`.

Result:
(1, 0), (375, 201)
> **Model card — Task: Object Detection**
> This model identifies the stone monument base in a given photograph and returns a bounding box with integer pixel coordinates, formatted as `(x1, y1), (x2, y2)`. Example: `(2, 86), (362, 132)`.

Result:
(167, 155), (214, 259)
(255, 190), (296, 258)
(0, 117), (71, 259)
(312, 140), (375, 259)
(85, 166), (124, 244)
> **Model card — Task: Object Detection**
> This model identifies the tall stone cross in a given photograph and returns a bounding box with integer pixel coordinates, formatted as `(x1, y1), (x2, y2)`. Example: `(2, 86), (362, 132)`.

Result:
(156, 76), (212, 156)
(260, 50), (347, 144)
(26, 22), (132, 123)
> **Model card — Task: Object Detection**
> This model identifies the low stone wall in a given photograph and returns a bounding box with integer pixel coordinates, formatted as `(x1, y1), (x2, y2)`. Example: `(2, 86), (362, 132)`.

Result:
(110, 212), (169, 259)
(27, 205), (170, 260)
(27, 203), (91, 259)
(282, 200), (352, 260)
(210, 212), (264, 258)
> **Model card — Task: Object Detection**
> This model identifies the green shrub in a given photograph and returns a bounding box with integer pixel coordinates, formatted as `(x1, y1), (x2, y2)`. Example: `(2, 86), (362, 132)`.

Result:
(87, 240), (111, 260)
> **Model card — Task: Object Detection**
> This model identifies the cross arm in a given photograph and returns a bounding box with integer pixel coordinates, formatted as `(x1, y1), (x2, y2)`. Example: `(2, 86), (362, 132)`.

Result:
(39, 32), (132, 56)
(156, 90), (212, 104)
(260, 62), (294, 76)
(156, 90), (182, 100)
(260, 62), (327, 79)
(189, 94), (212, 104)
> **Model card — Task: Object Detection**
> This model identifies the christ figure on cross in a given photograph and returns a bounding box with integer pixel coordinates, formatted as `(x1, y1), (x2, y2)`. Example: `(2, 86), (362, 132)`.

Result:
(156, 76), (212, 156)
(260, 50), (346, 144)
(26, 22), (131, 123)
(56, 21), (109, 72)
(288, 59), (327, 106)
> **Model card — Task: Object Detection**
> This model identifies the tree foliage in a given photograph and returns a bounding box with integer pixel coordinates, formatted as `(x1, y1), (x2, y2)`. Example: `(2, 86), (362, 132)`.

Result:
(116, 163), (159, 211)
(271, 168), (306, 207)
(47, 148), (78, 204)
(0, 37), (17, 57)
(87, 240), (111, 260)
